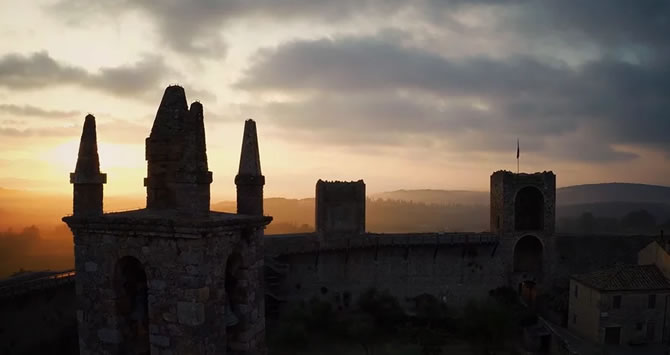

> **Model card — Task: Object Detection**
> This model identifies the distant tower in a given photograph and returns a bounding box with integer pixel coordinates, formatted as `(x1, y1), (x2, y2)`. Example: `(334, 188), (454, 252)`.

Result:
(490, 171), (556, 286)
(235, 119), (265, 216)
(315, 180), (366, 240)
(490, 171), (556, 235)
(70, 114), (106, 216)
(145, 86), (212, 215)
(63, 87), (271, 355)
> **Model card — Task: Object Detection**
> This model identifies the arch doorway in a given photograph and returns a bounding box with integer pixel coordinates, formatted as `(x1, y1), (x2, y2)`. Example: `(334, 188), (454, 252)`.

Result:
(113, 256), (149, 355)
(513, 235), (543, 273)
(515, 186), (544, 231)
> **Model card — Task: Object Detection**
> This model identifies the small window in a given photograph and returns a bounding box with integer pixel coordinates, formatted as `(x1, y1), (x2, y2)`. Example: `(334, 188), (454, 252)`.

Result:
(574, 284), (579, 298)
(573, 314), (577, 324)
(612, 295), (622, 309)
(649, 294), (656, 309)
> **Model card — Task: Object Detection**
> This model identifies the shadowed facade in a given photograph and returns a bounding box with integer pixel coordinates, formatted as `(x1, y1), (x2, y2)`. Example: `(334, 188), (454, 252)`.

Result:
(63, 86), (271, 355)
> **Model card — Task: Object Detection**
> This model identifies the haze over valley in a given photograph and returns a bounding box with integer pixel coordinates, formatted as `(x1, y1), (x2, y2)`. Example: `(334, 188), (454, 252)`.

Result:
(3, 182), (669, 278)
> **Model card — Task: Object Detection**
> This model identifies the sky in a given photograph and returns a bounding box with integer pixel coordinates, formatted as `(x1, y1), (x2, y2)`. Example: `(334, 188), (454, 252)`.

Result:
(0, 0), (669, 200)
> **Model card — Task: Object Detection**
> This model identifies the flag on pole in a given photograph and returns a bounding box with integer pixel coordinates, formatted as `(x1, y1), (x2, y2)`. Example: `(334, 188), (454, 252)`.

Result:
(516, 139), (520, 174)
(516, 139), (520, 159)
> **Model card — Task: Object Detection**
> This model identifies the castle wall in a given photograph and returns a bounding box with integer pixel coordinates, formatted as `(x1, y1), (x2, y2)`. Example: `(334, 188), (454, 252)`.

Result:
(0, 283), (78, 355)
(267, 233), (508, 313)
(266, 233), (658, 316)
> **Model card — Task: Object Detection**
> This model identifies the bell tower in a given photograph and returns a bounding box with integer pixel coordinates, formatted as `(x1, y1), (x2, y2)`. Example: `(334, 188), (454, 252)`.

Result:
(63, 86), (271, 355)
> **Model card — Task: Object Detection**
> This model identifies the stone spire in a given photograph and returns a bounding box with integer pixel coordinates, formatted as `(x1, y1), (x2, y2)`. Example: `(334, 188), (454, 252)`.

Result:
(235, 119), (265, 215)
(149, 85), (188, 139)
(145, 85), (191, 210)
(174, 101), (212, 216)
(70, 114), (106, 216)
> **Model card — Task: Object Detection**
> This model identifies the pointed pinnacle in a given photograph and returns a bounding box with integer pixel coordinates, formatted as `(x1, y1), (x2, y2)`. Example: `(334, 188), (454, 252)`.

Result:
(75, 114), (101, 176)
(189, 102), (208, 170)
(149, 85), (188, 139)
(238, 119), (262, 176)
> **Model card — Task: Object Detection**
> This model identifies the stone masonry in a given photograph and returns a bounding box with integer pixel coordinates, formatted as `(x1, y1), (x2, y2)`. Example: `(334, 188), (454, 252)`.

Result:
(63, 86), (272, 355)
(315, 180), (366, 242)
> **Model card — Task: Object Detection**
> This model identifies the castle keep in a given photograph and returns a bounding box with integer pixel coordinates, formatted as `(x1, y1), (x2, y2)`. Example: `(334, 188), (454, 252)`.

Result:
(63, 86), (271, 355)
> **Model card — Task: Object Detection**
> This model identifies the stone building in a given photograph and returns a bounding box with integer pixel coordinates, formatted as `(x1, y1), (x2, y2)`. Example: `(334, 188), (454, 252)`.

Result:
(568, 265), (670, 345)
(490, 171), (556, 305)
(63, 86), (271, 355)
(315, 179), (365, 243)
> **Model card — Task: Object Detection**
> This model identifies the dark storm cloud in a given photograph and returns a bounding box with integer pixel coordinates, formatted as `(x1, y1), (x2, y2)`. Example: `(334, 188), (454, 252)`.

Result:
(49, 0), (670, 60)
(0, 118), (147, 143)
(236, 37), (575, 96)
(0, 52), (169, 98)
(236, 34), (670, 162)
(46, 0), (670, 163)
(0, 104), (80, 119)
(512, 1), (670, 52)
(50, 0), (407, 56)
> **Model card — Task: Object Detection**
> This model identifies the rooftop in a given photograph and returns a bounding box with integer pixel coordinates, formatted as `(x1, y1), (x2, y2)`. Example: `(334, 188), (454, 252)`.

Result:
(572, 264), (670, 291)
(63, 208), (272, 229)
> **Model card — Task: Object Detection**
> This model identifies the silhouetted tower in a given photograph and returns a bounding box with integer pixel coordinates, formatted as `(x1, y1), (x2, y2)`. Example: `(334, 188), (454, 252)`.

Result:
(70, 114), (106, 216)
(235, 119), (265, 216)
(145, 86), (212, 215)
(315, 180), (366, 239)
(490, 171), (556, 235)
(63, 86), (271, 355)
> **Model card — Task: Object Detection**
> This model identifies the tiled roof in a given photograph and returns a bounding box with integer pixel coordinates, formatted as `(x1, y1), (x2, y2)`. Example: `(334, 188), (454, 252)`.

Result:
(572, 264), (670, 291)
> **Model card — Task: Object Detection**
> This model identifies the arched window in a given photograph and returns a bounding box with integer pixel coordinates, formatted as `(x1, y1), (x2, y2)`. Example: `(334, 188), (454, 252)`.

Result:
(515, 186), (544, 231)
(513, 235), (543, 273)
(113, 256), (149, 355)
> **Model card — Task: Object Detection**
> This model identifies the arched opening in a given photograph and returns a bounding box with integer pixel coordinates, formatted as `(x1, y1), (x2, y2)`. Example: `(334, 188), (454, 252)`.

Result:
(513, 235), (543, 273)
(515, 186), (544, 231)
(113, 256), (149, 355)
(225, 252), (244, 351)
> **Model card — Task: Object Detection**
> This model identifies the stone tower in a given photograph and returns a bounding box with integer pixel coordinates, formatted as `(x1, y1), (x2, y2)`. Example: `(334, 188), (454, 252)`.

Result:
(490, 171), (556, 235)
(145, 86), (212, 216)
(490, 171), (556, 296)
(63, 86), (271, 355)
(70, 114), (106, 216)
(235, 119), (265, 216)
(315, 180), (366, 241)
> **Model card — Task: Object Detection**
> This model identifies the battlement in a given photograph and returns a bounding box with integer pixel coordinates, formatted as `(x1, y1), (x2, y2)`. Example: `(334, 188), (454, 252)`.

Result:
(265, 232), (497, 256)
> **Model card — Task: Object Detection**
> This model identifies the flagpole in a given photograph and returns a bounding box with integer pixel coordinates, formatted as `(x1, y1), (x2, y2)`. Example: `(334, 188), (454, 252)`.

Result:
(516, 138), (520, 174)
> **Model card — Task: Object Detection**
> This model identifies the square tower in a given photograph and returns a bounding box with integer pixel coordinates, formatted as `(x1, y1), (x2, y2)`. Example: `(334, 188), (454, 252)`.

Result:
(64, 212), (270, 354)
(315, 180), (366, 239)
(64, 87), (271, 355)
(490, 171), (556, 235)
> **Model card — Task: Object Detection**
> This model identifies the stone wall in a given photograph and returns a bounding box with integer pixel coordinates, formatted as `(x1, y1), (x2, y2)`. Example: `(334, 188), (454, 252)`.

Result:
(266, 232), (507, 313)
(65, 211), (270, 355)
(266, 232), (658, 317)
(0, 283), (78, 355)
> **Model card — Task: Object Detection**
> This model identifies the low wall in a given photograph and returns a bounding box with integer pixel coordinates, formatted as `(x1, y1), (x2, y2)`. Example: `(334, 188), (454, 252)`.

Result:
(0, 282), (78, 355)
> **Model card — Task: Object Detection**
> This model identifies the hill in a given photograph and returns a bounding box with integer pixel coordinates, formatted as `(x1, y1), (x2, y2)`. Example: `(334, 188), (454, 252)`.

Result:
(371, 183), (670, 207)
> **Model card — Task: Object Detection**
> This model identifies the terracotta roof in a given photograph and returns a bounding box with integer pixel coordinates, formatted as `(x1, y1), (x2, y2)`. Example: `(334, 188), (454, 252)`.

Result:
(572, 265), (670, 291)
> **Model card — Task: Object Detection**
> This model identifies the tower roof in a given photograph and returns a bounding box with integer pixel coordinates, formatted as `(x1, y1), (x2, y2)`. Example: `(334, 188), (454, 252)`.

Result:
(71, 114), (106, 184)
(237, 119), (262, 176)
(149, 85), (188, 139)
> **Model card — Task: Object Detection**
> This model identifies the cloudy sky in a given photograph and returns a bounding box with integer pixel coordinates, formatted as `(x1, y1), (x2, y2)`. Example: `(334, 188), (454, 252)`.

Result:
(1, 0), (669, 199)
